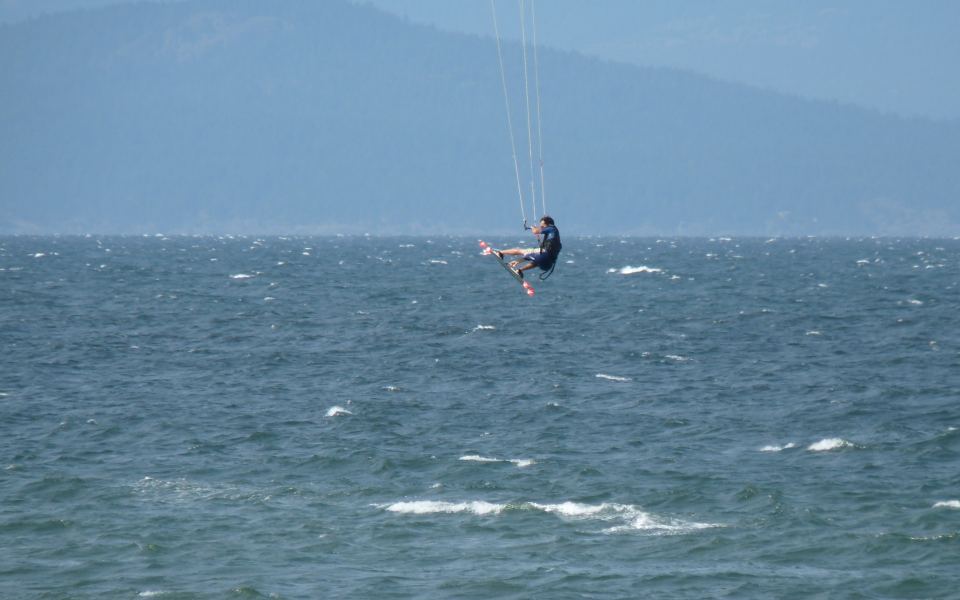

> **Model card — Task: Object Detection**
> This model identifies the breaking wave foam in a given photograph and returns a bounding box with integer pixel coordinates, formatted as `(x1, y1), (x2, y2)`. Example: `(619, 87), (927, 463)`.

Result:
(609, 266), (663, 275)
(761, 443), (797, 452)
(596, 373), (631, 382)
(808, 438), (854, 452)
(381, 500), (504, 516)
(459, 455), (535, 467)
(377, 500), (719, 535)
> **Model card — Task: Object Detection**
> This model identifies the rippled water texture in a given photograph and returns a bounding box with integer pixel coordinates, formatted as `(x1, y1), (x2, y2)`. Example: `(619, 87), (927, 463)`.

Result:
(2, 235), (959, 598)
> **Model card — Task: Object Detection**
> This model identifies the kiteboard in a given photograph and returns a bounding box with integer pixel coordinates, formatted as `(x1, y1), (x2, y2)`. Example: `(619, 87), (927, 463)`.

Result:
(479, 240), (535, 296)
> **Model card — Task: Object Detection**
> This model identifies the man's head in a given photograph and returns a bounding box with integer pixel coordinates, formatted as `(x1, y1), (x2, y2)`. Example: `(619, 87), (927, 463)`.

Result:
(540, 215), (555, 227)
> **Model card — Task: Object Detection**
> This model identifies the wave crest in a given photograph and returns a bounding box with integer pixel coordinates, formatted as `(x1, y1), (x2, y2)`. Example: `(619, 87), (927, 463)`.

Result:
(377, 500), (719, 534)
(608, 265), (663, 275)
(808, 438), (854, 452)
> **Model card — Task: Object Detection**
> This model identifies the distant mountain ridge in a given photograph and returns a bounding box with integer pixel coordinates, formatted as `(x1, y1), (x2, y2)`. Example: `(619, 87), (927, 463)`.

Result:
(2, 0), (958, 235)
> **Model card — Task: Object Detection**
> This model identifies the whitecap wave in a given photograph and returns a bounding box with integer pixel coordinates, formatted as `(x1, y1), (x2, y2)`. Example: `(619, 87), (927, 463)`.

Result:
(808, 438), (853, 451)
(459, 455), (535, 467)
(326, 406), (353, 417)
(933, 500), (960, 509)
(380, 500), (505, 515)
(596, 373), (631, 382)
(377, 500), (719, 534)
(472, 324), (496, 332)
(608, 266), (662, 275)
(760, 443), (797, 452)
(459, 455), (501, 463)
(230, 273), (254, 280)
(529, 502), (718, 534)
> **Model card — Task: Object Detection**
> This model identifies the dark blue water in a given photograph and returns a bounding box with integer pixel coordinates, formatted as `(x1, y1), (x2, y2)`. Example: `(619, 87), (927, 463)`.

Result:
(2, 235), (959, 599)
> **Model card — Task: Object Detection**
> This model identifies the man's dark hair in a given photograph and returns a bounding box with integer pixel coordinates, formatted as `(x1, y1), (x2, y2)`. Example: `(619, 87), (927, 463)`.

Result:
(540, 215), (555, 226)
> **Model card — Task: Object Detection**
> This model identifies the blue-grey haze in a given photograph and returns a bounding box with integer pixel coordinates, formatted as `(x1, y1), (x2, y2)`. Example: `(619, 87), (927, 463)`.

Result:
(1, 0), (959, 235)
(1, 235), (959, 598)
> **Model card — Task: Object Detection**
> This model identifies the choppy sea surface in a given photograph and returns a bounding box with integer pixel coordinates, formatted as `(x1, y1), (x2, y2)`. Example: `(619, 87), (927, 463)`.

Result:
(2, 235), (959, 599)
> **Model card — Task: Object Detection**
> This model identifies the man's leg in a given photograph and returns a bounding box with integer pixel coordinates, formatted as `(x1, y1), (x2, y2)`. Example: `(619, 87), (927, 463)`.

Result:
(496, 247), (526, 259)
(516, 261), (537, 273)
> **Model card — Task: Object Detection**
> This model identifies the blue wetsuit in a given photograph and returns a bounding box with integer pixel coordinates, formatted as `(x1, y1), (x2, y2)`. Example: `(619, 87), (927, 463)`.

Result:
(524, 225), (562, 270)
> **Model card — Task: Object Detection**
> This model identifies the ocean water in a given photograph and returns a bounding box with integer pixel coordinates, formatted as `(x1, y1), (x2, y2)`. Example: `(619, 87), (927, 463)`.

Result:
(1, 234), (959, 599)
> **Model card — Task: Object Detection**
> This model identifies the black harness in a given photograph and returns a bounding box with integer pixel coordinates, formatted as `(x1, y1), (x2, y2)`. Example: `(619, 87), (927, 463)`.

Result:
(538, 227), (562, 280)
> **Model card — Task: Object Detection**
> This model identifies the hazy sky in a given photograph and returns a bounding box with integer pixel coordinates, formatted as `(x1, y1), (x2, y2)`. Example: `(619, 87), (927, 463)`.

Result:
(3, 0), (958, 121)
(363, 0), (960, 121)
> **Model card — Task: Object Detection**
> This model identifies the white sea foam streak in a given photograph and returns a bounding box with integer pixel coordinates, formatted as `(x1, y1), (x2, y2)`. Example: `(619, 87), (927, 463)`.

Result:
(377, 500), (719, 534)
(808, 438), (853, 451)
(596, 373), (631, 382)
(608, 266), (663, 275)
(459, 455), (535, 467)
(761, 443), (797, 452)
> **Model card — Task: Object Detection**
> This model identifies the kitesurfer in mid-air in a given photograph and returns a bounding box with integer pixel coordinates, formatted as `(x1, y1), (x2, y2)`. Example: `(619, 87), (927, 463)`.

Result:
(494, 216), (562, 278)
